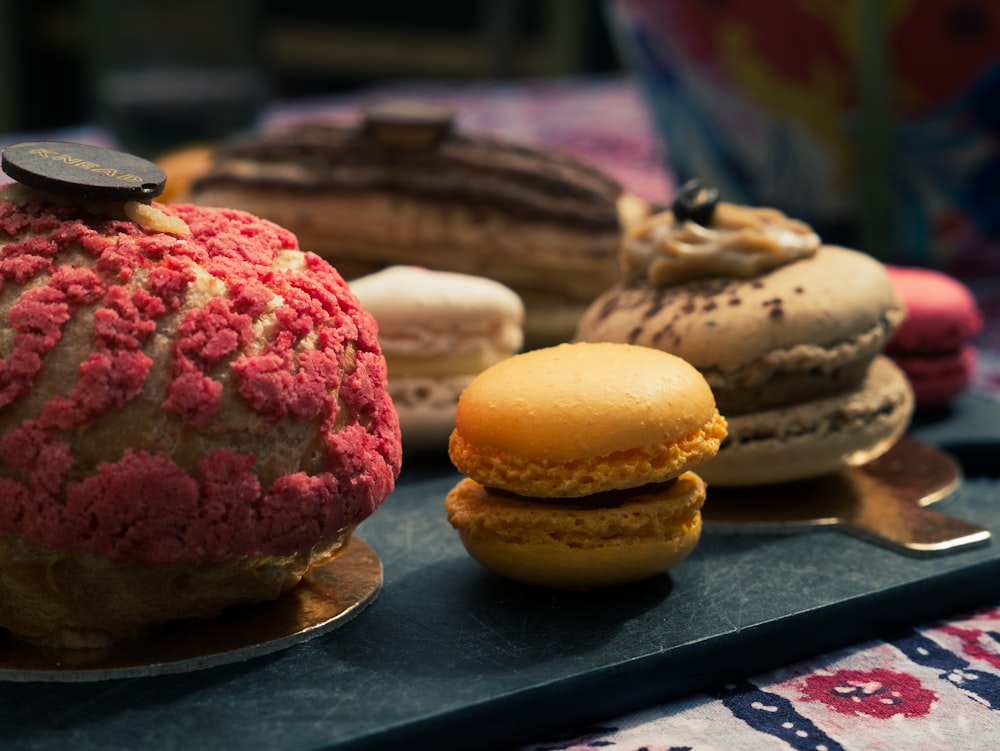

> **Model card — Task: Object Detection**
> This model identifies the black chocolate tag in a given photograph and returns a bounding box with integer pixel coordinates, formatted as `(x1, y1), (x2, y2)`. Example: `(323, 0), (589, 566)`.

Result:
(362, 100), (454, 150)
(1, 141), (166, 201)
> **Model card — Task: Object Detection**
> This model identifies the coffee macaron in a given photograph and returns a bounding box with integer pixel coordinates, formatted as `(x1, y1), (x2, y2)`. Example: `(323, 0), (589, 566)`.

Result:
(444, 342), (728, 590)
(577, 188), (913, 486)
(885, 265), (982, 408)
(350, 265), (524, 452)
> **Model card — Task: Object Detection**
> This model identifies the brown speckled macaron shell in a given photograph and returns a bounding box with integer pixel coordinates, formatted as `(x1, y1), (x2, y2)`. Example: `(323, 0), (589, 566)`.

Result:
(699, 355), (914, 486)
(576, 246), (905, 415)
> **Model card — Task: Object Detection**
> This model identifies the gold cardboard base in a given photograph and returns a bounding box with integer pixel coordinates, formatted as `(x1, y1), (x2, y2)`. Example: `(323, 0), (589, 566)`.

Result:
(703, 437), (988, 555)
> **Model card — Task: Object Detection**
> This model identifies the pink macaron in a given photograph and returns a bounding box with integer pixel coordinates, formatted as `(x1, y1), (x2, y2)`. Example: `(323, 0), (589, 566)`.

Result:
(885, 266), (982, 407)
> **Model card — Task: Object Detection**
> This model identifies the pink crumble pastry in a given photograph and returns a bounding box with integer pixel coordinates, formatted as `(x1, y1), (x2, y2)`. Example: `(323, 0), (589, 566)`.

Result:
(0, 188), (401, 647)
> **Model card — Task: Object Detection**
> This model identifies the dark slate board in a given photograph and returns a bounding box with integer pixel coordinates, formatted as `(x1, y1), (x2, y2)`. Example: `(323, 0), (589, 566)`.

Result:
(3, 393), (1000, 751)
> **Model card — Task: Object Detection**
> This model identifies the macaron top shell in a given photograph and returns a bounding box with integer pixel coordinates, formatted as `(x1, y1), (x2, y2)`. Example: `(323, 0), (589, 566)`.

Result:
(349, 265), (524, 360)
(578, 246), (904, 386)
(453, 342), (718, 462)
(448, 342), (727, 497)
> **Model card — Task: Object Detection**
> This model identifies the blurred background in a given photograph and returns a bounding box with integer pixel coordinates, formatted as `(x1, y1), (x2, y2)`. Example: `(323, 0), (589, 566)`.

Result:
(2, 0), (999, 270)
(0, 0), (620, 135)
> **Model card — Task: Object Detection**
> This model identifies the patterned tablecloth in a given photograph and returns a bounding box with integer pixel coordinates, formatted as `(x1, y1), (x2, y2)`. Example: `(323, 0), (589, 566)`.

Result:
(4, 76), (1000, 751)
(522, 614), (1000, 751)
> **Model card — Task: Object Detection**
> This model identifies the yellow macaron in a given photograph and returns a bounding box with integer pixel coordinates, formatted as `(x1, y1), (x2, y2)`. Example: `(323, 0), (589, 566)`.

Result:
(444, 342), (727, 589)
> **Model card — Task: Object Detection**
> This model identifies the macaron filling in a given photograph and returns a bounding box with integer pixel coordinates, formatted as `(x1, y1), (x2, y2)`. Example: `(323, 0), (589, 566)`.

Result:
(483, 477), (679, 508)
(449, 413), (728, 498)
(446, 475), (704, 551)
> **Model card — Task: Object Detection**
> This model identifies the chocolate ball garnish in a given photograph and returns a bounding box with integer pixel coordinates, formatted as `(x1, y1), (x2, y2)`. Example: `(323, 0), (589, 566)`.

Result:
(671, 179), (719, 226)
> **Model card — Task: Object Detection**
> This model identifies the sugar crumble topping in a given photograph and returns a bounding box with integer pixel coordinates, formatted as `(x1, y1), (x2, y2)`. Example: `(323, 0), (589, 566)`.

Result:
(0, 194), (401, 565)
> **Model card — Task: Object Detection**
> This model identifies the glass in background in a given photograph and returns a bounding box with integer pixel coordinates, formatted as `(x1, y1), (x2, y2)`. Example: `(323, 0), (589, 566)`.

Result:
(83, 0), (266, 158)
(605, 0), (1000, 273)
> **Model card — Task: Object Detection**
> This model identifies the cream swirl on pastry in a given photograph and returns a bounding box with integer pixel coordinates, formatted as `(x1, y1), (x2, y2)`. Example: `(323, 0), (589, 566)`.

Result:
(621, 181), (820, 286)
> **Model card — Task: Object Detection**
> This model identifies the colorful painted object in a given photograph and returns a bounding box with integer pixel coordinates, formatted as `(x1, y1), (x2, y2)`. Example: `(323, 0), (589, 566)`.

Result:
(607, 0), (1000, 270)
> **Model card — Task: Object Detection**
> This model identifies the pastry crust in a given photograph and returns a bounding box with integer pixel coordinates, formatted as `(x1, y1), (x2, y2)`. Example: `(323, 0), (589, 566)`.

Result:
(0, 530), (349, 648)
(0, 193), (401, 645)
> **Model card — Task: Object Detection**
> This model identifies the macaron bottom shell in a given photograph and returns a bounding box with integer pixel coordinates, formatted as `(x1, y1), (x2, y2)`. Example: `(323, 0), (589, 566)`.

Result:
(889, 346), (978, 409)
(699, 356), (914, 486)
(884, 265), (983, 408)
(444, 472), (706, 590)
